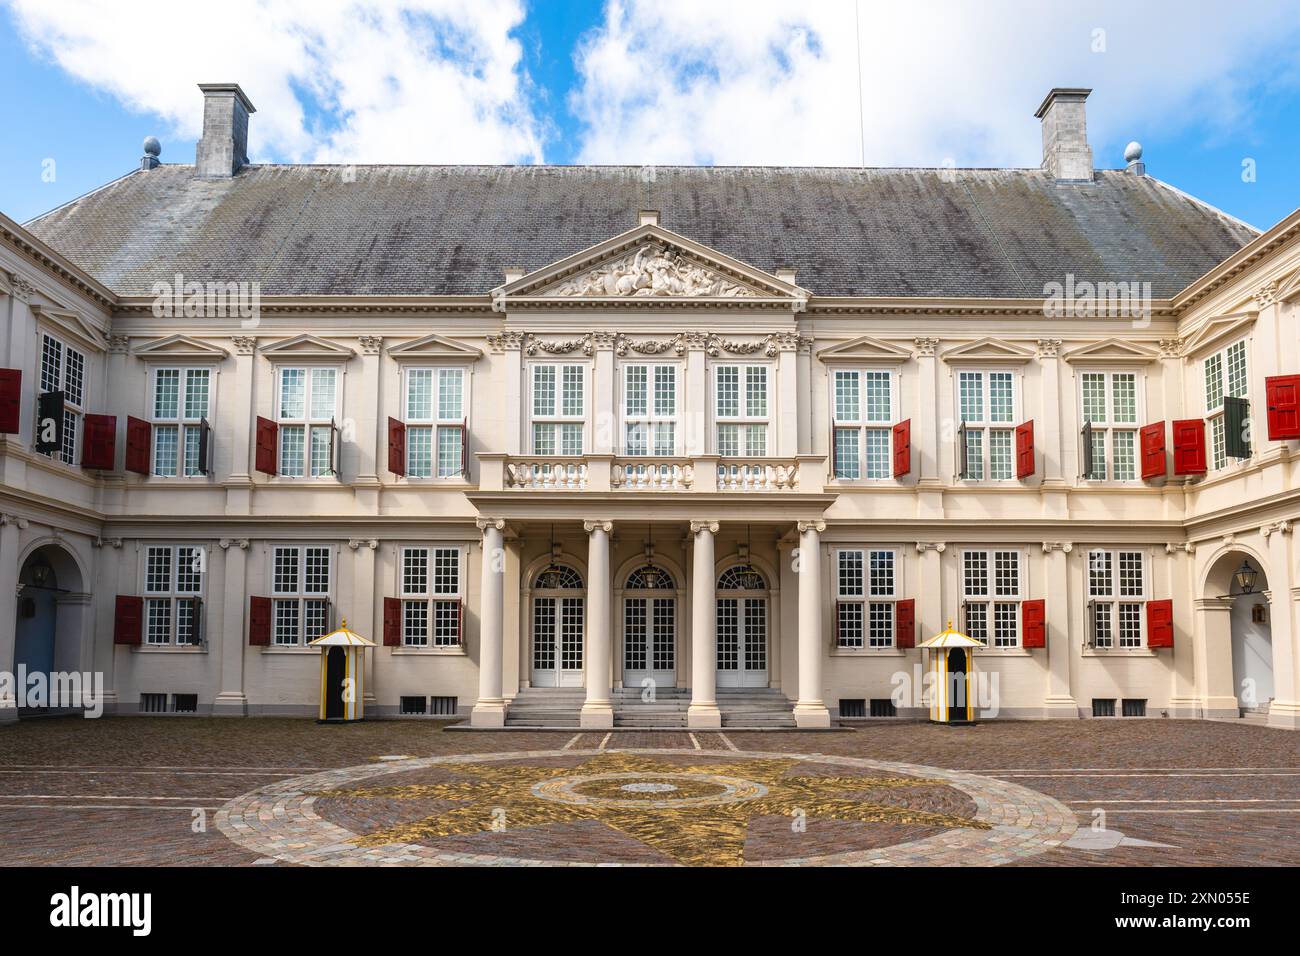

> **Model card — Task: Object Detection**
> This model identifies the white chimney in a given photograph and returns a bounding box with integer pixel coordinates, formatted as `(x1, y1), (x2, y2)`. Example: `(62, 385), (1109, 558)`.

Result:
(1034, 88), (1093, 182)
(195, 83), (256, 178)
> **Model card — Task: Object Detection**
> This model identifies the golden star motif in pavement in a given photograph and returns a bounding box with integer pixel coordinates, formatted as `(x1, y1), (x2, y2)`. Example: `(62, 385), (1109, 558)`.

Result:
(313, 752), (990, 867)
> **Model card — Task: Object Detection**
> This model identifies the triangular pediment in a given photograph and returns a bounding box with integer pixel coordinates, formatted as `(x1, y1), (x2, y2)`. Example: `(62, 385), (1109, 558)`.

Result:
(494, 224), (807, 309)
(816, 335), (913, 365)
(1275, 266), (1300, 303)
(388, 332), (482, 362)
(941, 337), (1035, 364)
(131, 334), (229, 362)
(259, 333), (354, 359)
(30, 303), (105, 353)
(1181, 313), (1254, 359)
(1062, 338), (1159, 365)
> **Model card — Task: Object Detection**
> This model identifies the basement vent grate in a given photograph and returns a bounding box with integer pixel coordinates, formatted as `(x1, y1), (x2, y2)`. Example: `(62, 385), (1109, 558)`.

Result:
(1092, 698), (1117, 718)
(870, 698), (898, 717)
(140, 693), (167, 714)
(839, 699), (866, 718)
(1122, 698), (1147, 717)
(400, 696), (427, 715)
(430, 696), (458, 716)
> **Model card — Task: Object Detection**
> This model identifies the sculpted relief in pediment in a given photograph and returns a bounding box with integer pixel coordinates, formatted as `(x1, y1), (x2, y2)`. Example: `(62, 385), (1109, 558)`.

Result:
(549, 244), (760, 298)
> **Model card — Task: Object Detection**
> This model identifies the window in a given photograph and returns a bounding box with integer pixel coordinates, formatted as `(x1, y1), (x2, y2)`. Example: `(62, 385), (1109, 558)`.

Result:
(142, 545), (205, 645)
(531, 363), (585, 455)
(152, 368), (211, 477)
(832, 369), (895, 479)
(1088, 549), (1146, 648)
(962, 549), (1023, 647)
(714, 364), (769, 456)
(622, 363), (678, 456)
(406, 368), (466, 478)
(1204, 340), (1248, 470)
(271, 546), (332, 645)
(277, 368), (338, 477)
(37, 333), (86, 465)
(400, 546), (463, 647)
(835, 548), (897, 648)
(1079, 371), (1139, 481)
(957, 370), (1017, 480)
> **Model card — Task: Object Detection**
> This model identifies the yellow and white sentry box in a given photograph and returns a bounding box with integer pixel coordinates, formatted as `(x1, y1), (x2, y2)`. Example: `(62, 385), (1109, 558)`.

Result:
(919, 621), (985, 725)
(309, 621), (376, 722)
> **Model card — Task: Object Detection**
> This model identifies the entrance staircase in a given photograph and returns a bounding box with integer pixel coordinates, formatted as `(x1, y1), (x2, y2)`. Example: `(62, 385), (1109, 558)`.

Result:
(503, 686), (796, 729)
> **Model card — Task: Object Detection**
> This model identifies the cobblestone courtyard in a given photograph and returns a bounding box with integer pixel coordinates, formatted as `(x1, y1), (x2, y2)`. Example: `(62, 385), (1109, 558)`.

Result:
(0, 717), (1295, 866)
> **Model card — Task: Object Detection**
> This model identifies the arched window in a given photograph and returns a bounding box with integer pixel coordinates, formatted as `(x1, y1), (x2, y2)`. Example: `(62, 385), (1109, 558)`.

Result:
(534, 565), (583, 590)
(718, 564), (766, 591)
(626, 566), (676, 590)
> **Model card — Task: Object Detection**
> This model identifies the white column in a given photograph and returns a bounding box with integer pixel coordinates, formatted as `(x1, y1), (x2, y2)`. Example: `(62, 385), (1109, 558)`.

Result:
(687, 520), (721, 728)
(471, 518), (507, 727)
(581, 520), (614, 728)
(794, 520), (831, 728)
(0, 514), (22, 722)
(226, 336), (257, 514)
(1042, 542), (1076, 715)
(777, 336), (799, 457)
(914, 337), (943, 519)
(213, 538), (249, 716)
(1264, 523), (1299, 729)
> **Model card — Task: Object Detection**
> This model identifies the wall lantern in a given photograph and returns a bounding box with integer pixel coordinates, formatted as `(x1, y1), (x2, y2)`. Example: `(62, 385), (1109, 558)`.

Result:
(1234, 560), (1258, 595)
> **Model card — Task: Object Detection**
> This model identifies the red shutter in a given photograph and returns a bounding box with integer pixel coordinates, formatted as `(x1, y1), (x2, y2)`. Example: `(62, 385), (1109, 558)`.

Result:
(1139, 422), (1166, 479)
(80, 414), (116, 470)
(387, 417), (405, 477)
(383, 597), (402, 646)
(1021, 598), (1046, 648)
(895, 598), (915, 649)
(248, 596), (272, 646)
(892, 419), (911, 478)
(255, 417), (278, 476)
(0, 369), (21, 434)
(1171, 419), (1207, 475)
(125, 416), (152, 476)
(1265, 375), (1300, 440)
(1015, 420), (1035, 478)
(1146, 598), (1174, 648)
(113, 595), (143, 645)
(457, 598), (465, 644)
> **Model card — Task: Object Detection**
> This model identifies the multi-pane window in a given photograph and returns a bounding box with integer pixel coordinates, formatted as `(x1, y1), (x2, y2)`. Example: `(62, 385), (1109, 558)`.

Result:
(623, 364), (678, 456)
(958, 370), (1016, 480)
(37, 333), (86, 465)
(271, 546), (332, 645)
(531, 364), (585, 455)
(277, 368), (338, 478)
(962, 549), (1022, 647)
(152, 368), (211, 477)
(1204, 340), (1249, 470)
(835, 549), (897, 648)
(715, 364), (769, 456)
(832, 369), (894, 479)
(400, 547), (463, 647)
(406, 368), (466, 478)
(1088, 549), (1146, 648)
(143, 545), (204, 645)
(1080, 371), (1139, 481)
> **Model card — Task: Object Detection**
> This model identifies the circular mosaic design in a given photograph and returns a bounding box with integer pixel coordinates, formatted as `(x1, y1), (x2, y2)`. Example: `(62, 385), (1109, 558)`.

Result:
(215, 748), (1077, 867)
(534, 770), (769, 809)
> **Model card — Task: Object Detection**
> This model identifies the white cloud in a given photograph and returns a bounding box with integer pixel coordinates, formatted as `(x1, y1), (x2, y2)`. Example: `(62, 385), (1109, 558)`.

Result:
(570, 0), (1300, 168)
(5, 0), (543, 164)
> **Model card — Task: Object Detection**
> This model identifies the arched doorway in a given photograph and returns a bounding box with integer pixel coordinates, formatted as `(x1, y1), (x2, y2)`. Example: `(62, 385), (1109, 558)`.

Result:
(14, 543), (85, 713)
(531, 564), (585, 687)
(716, 564), (768, 688)
(1206, 552), (1273, 714)
(622, 565), (677, 689)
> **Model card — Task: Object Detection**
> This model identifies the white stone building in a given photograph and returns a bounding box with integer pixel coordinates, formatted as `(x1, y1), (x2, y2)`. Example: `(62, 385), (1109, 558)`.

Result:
(1, 84), (1297, 729)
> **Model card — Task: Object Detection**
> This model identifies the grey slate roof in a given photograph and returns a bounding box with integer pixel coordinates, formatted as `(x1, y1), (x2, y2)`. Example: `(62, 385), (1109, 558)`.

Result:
(22, 164), (1258, 298)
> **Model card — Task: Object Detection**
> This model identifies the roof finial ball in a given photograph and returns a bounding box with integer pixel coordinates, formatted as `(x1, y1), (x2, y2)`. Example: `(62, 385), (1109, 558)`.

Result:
(141, 136), (162, 171)
(1124, 140), (1145, 177)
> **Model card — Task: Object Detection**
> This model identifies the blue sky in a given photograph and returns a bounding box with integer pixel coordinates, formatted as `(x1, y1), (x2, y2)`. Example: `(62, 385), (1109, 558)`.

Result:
(3, 0), (1299, 230)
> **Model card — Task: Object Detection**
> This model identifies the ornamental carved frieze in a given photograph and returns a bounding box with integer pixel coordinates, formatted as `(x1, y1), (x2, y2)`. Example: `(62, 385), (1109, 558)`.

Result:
(7, 273), (36, 302)
(913, 337), (939, 357)
(1157, 338), (1184, 358)
(706, 333), (778, 357)
(523, 332), (593, 357)
(487, 331), (524, 353)
(615, 333), (686, 356)
(550, 244), (759, 298)
(1252, 281), (1279, 310)
(1036, 339), (1062, 358)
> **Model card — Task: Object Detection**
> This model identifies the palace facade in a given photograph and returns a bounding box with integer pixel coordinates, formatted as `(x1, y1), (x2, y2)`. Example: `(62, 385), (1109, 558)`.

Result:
(2, 84), (1298, 729)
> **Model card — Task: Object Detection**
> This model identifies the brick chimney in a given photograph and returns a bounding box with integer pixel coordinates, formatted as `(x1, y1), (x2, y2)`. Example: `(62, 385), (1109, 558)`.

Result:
(1034, 88), (1093, 182)
(195, 83), (256, 178)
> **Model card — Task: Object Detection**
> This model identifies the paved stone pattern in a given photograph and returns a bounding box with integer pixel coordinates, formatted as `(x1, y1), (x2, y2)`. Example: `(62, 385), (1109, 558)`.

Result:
(0, 717), (1295, 866)
(216, 749), (1077, 866)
